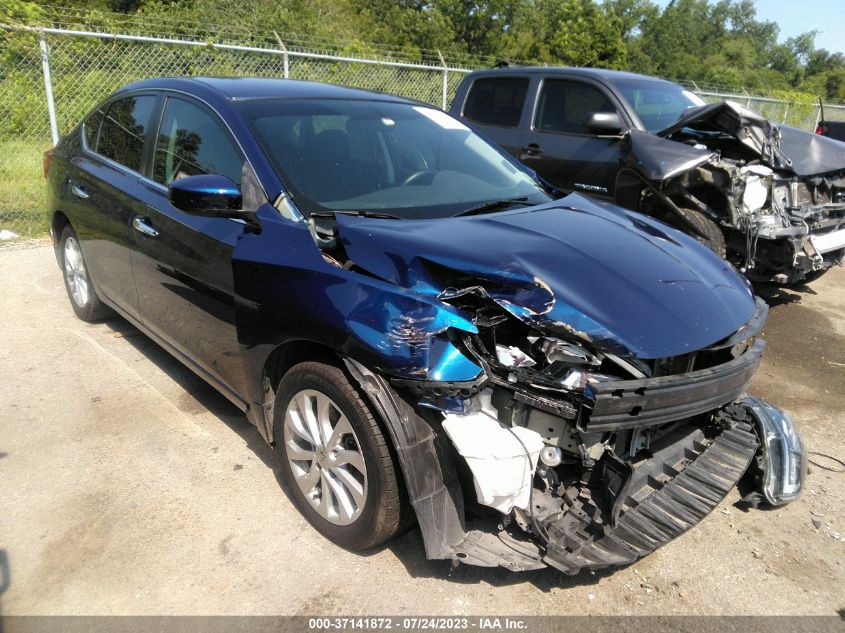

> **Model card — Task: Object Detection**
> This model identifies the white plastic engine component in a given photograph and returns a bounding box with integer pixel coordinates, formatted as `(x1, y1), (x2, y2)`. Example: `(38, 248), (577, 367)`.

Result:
(741, 165), (773, 214)
(442, 392), (544, 513)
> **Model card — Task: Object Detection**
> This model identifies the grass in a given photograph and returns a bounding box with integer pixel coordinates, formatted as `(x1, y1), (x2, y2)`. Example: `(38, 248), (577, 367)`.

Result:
(0, 138), (51, 238)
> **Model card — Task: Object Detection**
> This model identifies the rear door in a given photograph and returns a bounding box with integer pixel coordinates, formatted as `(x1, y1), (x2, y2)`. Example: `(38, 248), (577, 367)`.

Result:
(130, 94), (252, 399)
(518, 78), (626, 198)
(458, 75), (530, 155)
(67, 93), (160, 319)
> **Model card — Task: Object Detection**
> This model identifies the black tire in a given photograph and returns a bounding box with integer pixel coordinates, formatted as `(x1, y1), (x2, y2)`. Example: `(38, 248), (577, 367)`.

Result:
(59, 224), (112, 322)
(677, 208), (727, 258)
(273, 361), (408, 551)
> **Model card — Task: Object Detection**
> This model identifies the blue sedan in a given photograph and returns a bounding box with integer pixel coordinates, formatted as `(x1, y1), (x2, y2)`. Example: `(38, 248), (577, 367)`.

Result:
(45, 77), (805, 574)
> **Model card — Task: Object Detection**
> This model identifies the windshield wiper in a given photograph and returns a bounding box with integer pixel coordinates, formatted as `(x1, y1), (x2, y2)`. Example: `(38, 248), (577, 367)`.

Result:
(310, 210), (402, 220)
(454, 196), (535, 217)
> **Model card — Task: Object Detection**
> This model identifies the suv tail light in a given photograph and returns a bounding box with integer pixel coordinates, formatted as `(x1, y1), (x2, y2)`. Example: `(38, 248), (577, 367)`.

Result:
(816, 124), (828, 136)
(43, 149), (54, 179)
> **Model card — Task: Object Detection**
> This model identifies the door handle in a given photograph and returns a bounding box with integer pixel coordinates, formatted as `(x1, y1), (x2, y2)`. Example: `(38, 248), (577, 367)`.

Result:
(519, 143), (543, 159)
(71, 184), (90, 199)
(132, 216), (159, 238)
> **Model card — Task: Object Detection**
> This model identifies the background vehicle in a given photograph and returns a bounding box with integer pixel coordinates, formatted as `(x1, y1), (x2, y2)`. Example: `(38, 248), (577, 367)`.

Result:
(816, 100), (845, 142)
(450, 66), (845, 284)
(47, 77), (804, 575)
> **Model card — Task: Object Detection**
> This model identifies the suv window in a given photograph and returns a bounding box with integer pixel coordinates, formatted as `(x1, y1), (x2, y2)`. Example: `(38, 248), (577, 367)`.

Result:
(153, 97), (243, 186)
(96, 95), (157, 172)
(535, 80), (618, 134)
(463, 77), (529, 127)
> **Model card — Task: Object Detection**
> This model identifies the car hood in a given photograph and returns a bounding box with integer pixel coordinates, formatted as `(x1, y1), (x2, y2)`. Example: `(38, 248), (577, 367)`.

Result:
(334, 194), (756, 359)
(657, 100), (845, 177)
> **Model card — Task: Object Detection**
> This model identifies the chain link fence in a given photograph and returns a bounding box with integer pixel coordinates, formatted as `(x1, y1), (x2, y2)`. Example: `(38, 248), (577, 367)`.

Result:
(0, 26), (469, 237)
(680, 85), (822, 131)
(1, 24), (844, 238)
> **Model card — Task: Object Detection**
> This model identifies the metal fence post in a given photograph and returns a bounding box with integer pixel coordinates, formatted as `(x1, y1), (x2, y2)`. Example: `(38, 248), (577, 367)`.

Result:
(273, 31), (289, 79)
(438, 50), (447, 110)
(39, 34), (59, 145)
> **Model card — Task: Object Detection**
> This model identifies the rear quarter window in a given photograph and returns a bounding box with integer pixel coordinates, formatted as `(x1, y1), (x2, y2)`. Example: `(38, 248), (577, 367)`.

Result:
(83, 109), (104, 149)
(463, 77), (529, 128)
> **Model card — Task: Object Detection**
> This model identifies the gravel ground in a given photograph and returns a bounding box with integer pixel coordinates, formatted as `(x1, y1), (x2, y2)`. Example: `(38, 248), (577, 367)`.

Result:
(0, 244), (842, 616)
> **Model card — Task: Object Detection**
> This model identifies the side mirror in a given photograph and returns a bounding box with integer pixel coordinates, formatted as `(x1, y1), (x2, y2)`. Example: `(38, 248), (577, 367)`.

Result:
(168, 174), (243, 217)
(585, 112), (623, 135)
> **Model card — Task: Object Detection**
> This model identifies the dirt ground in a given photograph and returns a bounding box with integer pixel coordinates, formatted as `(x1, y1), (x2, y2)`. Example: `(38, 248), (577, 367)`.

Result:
(0, 243), (842, 616)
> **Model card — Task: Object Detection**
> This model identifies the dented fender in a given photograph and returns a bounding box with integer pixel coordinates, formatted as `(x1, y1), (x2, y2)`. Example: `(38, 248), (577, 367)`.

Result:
(231, 205), (483, 429)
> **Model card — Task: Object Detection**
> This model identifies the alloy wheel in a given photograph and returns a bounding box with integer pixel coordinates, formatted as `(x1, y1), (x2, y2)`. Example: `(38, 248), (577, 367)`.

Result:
(63, 236), (89, 308)
(283, 389), (368, 526)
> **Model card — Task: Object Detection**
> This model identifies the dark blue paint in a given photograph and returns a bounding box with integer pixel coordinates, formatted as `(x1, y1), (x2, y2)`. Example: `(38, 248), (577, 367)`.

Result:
(232, 205), (483, 409)
(334, 193), (756, 359)
(52, 76), (758, 421)
(168, 174), (242, 214)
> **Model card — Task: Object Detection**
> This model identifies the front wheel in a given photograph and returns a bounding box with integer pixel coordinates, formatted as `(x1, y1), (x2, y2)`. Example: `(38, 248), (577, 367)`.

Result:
(677, 208), (727, 258)
(274, 361), (408, 550)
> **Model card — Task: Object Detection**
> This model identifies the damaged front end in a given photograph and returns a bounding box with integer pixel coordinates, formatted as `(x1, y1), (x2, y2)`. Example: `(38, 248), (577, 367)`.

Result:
(618, 101), (845, 283)
(378, 302), (803, 574)
(322, 204), (806, 574)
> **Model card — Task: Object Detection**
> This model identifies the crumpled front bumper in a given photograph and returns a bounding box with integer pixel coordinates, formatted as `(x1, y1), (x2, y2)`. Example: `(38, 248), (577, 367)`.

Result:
(540, 396), (806, 573)
(450, 396), (805, 574)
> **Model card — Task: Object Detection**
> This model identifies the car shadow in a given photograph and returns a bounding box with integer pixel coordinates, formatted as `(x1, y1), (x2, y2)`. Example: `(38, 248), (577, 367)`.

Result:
(753, 282), (814, 307)
(372, 529), (616, 590)
(100, 318), (277, 472)
(98, 316), (620, 588)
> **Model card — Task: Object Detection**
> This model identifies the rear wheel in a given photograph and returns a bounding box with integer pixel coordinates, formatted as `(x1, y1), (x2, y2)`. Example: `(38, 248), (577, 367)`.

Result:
(677, 208), (726, 258)
(274, 361), (407, 550)
(60, 224), (111, 322)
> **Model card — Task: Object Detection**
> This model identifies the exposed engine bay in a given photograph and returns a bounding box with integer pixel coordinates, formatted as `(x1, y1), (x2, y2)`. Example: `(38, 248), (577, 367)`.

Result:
(617, 101), (845, 284)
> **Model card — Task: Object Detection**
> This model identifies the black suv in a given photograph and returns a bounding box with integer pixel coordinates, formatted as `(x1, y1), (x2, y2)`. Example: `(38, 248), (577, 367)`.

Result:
(450, 66), (845, 284)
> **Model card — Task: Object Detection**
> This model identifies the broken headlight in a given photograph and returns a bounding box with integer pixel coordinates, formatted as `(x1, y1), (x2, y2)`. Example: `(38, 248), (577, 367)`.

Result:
(745, 396), (807, 505)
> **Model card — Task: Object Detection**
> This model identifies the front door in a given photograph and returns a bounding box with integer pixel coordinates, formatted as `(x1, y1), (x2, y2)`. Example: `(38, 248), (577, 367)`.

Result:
(518, 78), (624, 198)
(130, 95), (251, 399)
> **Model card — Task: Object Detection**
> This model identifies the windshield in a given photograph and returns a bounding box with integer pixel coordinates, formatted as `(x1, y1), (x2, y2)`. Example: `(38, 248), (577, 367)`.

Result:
(237, 98), (550, 219)
(612, 79), (706, 133)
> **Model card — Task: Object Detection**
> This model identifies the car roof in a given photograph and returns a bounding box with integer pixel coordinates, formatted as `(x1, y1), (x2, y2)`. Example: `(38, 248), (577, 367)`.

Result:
(467, 66), (679, 86)
(115, 76), (419, 103)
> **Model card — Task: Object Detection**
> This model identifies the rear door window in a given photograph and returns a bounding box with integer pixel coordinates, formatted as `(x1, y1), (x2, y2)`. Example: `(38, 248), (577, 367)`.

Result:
(152, 97), (243, 186)
(534, 79), (618, 135)
(95, 95), (157, 172)
(463, 77), (529, 127)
